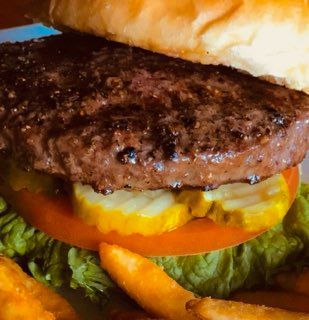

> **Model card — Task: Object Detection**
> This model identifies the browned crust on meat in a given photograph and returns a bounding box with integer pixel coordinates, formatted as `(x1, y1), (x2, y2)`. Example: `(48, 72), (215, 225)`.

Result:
(0, 34), (308, 192)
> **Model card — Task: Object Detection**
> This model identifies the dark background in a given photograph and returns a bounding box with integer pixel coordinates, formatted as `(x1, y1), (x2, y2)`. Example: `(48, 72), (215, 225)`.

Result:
(0, 1), (32, 29)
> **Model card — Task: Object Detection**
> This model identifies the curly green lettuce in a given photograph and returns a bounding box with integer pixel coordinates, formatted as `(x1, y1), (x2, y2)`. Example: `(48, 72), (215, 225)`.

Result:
(0, 184), (308, 302)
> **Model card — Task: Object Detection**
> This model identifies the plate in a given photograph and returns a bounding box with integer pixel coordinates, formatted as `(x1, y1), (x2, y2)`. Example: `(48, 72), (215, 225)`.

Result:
(0, 23), (59, 42)
(0, 23), (308, 319)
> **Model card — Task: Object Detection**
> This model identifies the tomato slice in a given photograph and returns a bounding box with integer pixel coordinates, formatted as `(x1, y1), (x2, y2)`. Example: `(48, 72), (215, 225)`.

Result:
(0, 167), (299, 257)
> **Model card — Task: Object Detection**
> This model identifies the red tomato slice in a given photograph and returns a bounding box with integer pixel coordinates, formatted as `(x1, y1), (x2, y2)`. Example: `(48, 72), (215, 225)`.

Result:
(0, 167), (299, 257)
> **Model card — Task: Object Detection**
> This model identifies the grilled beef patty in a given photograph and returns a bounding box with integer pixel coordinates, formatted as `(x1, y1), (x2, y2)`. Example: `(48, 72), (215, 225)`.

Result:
(0, 34), (308, 193)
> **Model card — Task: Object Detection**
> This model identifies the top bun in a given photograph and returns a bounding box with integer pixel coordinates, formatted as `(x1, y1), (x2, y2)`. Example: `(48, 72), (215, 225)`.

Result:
(30, 0), (309, 93)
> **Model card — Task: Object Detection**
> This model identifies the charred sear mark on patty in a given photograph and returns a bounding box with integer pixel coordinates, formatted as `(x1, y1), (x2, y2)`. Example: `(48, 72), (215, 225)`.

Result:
(0, 34), (308, 192)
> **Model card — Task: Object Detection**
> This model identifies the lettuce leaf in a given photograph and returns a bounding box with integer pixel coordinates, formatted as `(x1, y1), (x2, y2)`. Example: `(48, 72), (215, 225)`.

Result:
(283, 183), (309, 257)
(0, 197), (114, 303)
(152, 184), (309, 297)
(68, 248), (114, 302)
(0, 184), (308, 302)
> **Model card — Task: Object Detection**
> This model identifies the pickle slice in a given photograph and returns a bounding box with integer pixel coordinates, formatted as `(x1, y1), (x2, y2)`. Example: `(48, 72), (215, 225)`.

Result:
(203, 174), (290, 231)
(73, 173), (290, 235)
(177, 190), (212, 217)
(0, 160), (57, 195)
(73, 184), (193, 236)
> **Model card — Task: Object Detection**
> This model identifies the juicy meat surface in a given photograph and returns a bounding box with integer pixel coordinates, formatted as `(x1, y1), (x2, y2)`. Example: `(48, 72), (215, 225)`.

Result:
(0, 34), (308, 193)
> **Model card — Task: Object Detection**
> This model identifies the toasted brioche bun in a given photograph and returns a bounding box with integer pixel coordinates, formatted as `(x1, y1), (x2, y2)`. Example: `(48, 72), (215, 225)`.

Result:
(30, 0), (309, 93)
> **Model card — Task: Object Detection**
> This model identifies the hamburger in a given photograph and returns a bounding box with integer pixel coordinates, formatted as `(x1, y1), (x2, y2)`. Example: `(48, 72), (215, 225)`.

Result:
(0, 0), (308, 313)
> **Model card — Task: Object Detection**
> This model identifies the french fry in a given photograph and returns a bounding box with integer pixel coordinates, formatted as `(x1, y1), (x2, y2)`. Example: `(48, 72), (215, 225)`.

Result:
(99, 242), (196, 320)
(187, 297), (309, 320)
(0, 256), (80, 320)
(232, 290), (309, 313)
(99, 242), (309, 320)
(275, 269), (309, 296)
(0, 289), (55, 320)
(29, 278), (80, 320)
(108, 309), (161, 320)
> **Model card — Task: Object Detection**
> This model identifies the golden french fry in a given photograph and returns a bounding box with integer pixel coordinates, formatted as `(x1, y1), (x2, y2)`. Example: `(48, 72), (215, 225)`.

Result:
(232, 290), (309, 313)
(0, 256), (79, 320)
(275, 269), (309, 296)
(108, 309), (160, 320)
(187, 297), (309, 320)
(0, 289), (55, 320)
(99, 242), (196, 320)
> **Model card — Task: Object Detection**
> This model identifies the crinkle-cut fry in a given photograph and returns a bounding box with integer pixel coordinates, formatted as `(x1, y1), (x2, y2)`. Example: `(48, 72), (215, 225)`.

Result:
(232, 290), (309, 313)
(99, 242), (196, 320)
(186, 297), (309, 320)
(275, 269), (309, 296)
(0, 256), (79, 320)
